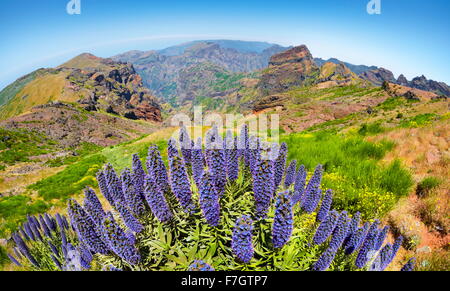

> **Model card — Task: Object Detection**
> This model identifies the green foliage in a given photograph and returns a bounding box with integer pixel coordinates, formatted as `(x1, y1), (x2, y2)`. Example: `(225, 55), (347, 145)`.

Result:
(0, 70), (38, 107)
(282, 132), (412, 218)
(212, 72), (246, 92)
(416, 177), (441, 197)
(400, 113), (440, 128)
(45, 142), (103, 167)
(377, 97), (406, 111)
(0, 245), (8, 268)
(194, 96), (225, 111)
(0, 128), (58, 165)
(29, 154), (107, 201)
(378, 160), (413, 197)
(0, 195), (49, 237)
(358, 122), (386, 136)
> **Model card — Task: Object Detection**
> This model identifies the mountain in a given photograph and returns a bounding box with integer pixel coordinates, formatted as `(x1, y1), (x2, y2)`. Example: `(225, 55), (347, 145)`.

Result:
(258, 45), (320, 96)
(408, 75), (450, 97)
(0, 53), (162, 122)
(359, 68), (397, 86)
(113, 40), (289, 106)
(314, 58), (378, 75)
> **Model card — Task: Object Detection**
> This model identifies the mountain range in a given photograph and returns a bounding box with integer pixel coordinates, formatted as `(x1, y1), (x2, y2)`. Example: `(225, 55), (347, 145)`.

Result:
(1, 39), (449, 123)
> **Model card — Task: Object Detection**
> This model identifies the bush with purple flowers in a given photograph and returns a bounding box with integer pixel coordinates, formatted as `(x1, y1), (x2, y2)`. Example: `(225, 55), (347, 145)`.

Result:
(6, 126), (408, 271)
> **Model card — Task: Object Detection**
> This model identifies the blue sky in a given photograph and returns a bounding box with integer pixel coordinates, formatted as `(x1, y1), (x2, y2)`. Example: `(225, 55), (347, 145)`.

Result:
(0, 0), (449, 89)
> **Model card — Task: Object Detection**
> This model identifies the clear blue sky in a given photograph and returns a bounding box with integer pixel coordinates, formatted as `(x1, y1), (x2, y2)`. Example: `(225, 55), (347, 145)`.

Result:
(0, 0), (449, 89)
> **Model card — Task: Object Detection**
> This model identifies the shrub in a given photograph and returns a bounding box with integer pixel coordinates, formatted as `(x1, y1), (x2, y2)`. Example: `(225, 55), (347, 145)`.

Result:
(416, 177), (441, 197)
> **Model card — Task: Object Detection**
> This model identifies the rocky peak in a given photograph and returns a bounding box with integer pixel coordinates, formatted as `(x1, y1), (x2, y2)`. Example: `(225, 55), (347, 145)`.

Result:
(397, 74), (409, 86)
(269, 45), (314, 66)
(360, 68), (396, 86)
(258, 45), (320, 95)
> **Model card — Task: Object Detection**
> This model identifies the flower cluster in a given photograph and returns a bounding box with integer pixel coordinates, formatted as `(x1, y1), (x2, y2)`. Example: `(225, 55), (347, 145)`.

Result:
(232, 215), (254, 264)
(199, 172), (221, 226)
(101, 213), (141, 266)
(284, 160), (297, 188)
(301, 164), (323, 213)
(7, 126), (409, 272)
(272, 191), (294, 248)
(143, 174), (173, 222)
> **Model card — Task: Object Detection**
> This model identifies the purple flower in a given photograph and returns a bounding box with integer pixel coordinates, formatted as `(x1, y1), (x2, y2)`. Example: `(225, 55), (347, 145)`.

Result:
(210, 148), (227, 197)
(316, 189), (333, 222)
(104, 164), (125, 206)
(272, 191), (294, 248)
(284, 160), (297, 188)
(344, 212), (361, 247)
(355, 221), (380, 269)
(329, 211), (349, 251)
(168, 138), (179, 160)
(67, 199), (109, 255)
(83, 187), (106, 227)
(238, 124), (249, 165)
(12, 233), (38, 267)
(232, 215), (254, 264)
(313, 247), (337, 271)
(191, 138), (205, 188)
(313, 210), (339, 245)
(199, 172), (221, 227)
(386, 236), (404, 266)
(101, 213), (141, 266)
(39, 215), (52, 238)
(273, 143), (287, 190)
(169, 155), (196, 213)
(401, 258), (416, 272)
(23, 223), (35, 241)
(96, 171), (115, 208)
(301, 165), (323, 213)
(374, 226), (390, 251)
(345, 225), (368, 255)
(114, 198), (144, 233)
(131, 154), (146, 198)
(8, 254), (22, 267)
(143, 174), (173, 222)
(44, 214), (57, 231)
(121, 168), (146, 217)
(252, 159), (275, 218)
(188, 260), (215, 271)
(179, 126), (192, 166)
(78, 244), (93, 270)
(147, 145), (170, 194)
(225, 132), (239, 182)
(370, 243), (393, 271)
(292, 165), (307, 205)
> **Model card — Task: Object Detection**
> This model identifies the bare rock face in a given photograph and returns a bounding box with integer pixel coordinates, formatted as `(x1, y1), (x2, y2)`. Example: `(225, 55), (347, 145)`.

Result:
(360, 68), (396, 86)
(397, 74), (409, 86)
(258, 45), (320, 95)
(62, 55), (162, 122)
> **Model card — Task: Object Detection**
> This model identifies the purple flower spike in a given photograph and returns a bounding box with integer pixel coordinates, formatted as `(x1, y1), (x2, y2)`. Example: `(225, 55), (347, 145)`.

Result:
(316, 189), (333, 222)
(143, 174), (173, 222)
(284, 160), (297, 188)
(147, 145), (170, 194)
(199, 172), (221, 227)
(101, 213), (141, 266)
(122, 168), (146, 217)
(272, 191), (294, 248)
(67, 199), (109, 255)
(169, 155), (196, 213)
(232, 215), (254, 264)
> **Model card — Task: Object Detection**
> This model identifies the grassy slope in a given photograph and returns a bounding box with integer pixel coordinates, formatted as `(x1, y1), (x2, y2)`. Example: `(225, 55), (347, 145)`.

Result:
(0, 72), (78, 120)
